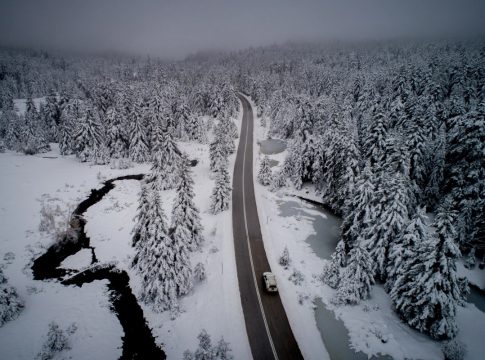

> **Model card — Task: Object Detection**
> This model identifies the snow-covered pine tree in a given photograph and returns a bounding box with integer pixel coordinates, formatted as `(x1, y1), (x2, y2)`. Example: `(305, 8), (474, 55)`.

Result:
(0, 268), (24, 327)
(210, 162), (231, 214)
(106, 107), (129, 160)
(340, 165), (376, 251)
(257, 155), (272, 185)
(209, 131), (229, 173)
(147, 124), (181, 190)
(4, 111), (23, 152)
(362, 172), (409, 280)
(364, 108), (388, 168)
(22, 112), (51, 155)
(279, 246), (291, 269)
(21, 96), (50, 155)
(136, 191), (192, 313)
(185, 113), (206, 142)
(194, 262), (206, 282)
(215, 337), (234, 360)
(392, 201), (465, 340)
(335, 133), (361, 212)
(74, 107), (103, 162)
(43, 90), (61, 142)
(283, 129), (313, 190)
(131, 181), (152, 247)
(444, 104), (485, 250)
(128, 99), (149, 163)
(58, 109), (74, 155)
(334, 240), (375, 304)
(387, 207), (428, 293)
(171, 154), (204, 251)
(424, 125), (446, 210)
(194, 329), (214, 360)
(321, 240), (346, 289)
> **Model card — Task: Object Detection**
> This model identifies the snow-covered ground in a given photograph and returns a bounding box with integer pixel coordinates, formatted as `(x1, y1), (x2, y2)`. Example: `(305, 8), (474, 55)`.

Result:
(0, 104), (251, 358)
(250, 97), (485, 360)
(13, 97), (46, 115)
(0, 145), (131, 359)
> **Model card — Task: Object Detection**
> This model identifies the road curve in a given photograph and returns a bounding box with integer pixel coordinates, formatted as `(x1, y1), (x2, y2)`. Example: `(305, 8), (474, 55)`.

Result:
(232, 94), (303, 360)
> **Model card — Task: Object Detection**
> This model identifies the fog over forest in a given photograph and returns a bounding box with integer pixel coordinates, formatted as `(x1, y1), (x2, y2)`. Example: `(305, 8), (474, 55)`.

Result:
(1, 0), (485, 57)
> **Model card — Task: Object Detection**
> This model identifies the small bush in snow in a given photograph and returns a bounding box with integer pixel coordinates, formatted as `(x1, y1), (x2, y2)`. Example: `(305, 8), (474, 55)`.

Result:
(194, 262), (206, 282)
(183, 350), (194, 360)
(270, 169), (287, 191)
(36, 321), (76, 360)
(442, 339), (466, 360)
(38, 200), (70, 241)
(288, 268), (304, 286)
(183, 329), (233, 360)
(39, 203), (58, 233)
(297, 293), (310, 305)
(0, 140), (5, 153)
(320, 261), (340, 289)
(0, 268), (24, 327)
(279, 246), (291, 269)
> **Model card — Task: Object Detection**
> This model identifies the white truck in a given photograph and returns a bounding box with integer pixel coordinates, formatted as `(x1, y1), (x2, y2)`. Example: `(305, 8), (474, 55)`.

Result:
(262, 272), (278, 293)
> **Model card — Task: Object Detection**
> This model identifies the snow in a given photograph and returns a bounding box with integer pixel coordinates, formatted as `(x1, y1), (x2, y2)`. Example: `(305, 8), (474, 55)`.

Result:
(60, 249), (93, 270)
(249, 95), (485, 360)
(457, 261), (485, 290)
(13, 97), (46, 115)
(0, 104), (252, 359)
(0, 145), (134, 359)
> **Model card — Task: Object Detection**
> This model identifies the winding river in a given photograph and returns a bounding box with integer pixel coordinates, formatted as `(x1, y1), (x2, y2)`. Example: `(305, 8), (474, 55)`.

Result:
(31, 174), (166, 360)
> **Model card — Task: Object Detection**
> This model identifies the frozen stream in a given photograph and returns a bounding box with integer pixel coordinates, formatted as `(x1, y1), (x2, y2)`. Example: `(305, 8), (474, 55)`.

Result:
(260, 138), (286, 154)
(277, 197), (485, 359)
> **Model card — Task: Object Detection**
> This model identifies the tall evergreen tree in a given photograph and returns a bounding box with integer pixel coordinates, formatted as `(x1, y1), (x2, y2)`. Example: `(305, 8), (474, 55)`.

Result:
(257, 155), (272, 185)
(131, 181), (152, 247)
(171, 154), (204, 251)
(391, 200), (465, 340)
(335, 240), (375, 304)
(74, 107), (104, 163)
(128, 100), (150, 162)
(148, 124), (181, 190)
(209, 131), (229, 173)
(210, 163), (231, 214)
(106, 107), (129, 159)
(387, 207), (428, 292)
(341, 165), (376, 251)
(134, 190), (192, 313)
(43, 90), (61, 142)
(364, 109), (388, 167)
(362, 172), (409, 280)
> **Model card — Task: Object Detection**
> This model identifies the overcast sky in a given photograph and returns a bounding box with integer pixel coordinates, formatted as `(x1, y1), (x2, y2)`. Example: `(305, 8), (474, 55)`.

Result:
(0, 0), (484, 58)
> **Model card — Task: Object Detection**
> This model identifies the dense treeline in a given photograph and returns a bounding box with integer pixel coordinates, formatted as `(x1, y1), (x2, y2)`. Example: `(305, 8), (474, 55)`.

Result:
(231, 40), (484, 340)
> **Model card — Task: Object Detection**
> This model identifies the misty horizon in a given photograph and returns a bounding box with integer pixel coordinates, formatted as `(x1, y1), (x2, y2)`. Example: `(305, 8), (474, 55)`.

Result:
(1, 0), (485, 59)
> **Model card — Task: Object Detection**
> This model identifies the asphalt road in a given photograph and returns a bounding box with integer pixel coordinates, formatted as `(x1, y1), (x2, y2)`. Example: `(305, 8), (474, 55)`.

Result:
(232, 94), (303, 360)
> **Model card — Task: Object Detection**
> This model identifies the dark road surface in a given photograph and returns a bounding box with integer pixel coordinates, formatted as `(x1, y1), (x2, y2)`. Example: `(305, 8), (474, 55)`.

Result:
(232, 94), (303, 360)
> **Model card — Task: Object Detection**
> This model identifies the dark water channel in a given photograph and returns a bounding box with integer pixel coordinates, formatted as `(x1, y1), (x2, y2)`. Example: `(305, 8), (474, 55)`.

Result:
(31, 174), (166, 360)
